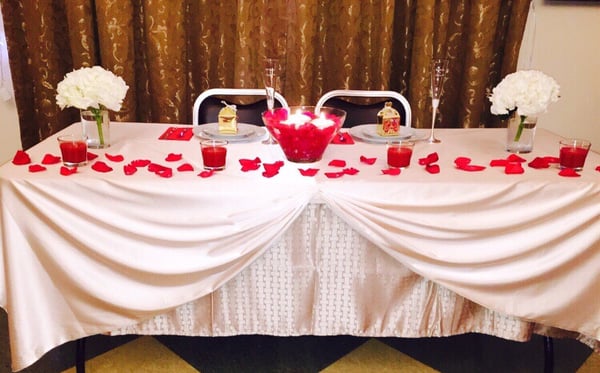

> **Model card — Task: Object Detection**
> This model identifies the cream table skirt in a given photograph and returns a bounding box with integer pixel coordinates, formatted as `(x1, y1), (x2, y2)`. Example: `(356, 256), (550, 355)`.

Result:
(113, 203), (535, 341)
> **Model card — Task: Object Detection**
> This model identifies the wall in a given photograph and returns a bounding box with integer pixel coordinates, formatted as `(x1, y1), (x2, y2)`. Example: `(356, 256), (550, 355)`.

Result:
(0, 1), (599, 164)
(518, 0), (600, 150)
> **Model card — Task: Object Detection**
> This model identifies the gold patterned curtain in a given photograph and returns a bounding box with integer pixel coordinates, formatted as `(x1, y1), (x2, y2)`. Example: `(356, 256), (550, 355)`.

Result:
(1, 0), (530, 149)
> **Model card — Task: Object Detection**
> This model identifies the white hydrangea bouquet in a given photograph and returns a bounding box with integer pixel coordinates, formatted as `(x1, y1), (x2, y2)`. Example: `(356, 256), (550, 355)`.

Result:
(489, 70), (560, 141)
(56, 66), (129, 146)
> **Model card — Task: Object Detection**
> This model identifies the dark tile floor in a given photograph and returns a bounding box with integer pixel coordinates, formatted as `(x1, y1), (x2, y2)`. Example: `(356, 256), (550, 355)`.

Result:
(2, 308), (596, 373)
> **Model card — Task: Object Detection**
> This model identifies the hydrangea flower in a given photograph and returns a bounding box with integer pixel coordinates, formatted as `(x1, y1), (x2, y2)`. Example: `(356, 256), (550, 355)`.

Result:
(56, 66), (129, 146)
(489, 70), (560, 141)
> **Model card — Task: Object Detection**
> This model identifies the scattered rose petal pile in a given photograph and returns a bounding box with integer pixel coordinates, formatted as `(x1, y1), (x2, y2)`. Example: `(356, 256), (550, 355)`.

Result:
(419, 152), (440, 174)
(527, 156), (559, 169)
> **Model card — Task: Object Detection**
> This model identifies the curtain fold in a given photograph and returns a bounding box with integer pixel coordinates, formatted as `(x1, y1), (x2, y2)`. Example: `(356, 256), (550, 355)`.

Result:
(1, 0), (530, 149)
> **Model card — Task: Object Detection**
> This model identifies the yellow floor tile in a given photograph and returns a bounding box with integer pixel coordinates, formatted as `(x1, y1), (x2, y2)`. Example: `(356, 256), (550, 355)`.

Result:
(320, 338), (439, 373)
(61, 336), (199, 373)
(577, 351), (600, 373)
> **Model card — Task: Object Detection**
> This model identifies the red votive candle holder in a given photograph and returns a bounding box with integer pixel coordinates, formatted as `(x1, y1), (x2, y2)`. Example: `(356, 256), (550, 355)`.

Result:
(201, 139), (228, 170)
(387, 140), (414, 168)
(57, 135), (88, 167)
(559, 139), (591, 171)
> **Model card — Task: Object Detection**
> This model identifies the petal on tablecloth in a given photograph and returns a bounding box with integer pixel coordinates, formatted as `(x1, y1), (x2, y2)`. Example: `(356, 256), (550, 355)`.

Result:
(12, 150), (31, 165)
(106, 154), (125, 162)
(360, 156), (376, 165)
(41, 154), (61, 165)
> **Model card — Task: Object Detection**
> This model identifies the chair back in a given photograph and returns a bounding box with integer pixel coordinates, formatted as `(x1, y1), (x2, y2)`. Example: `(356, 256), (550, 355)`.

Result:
(315, 90), (412, 128)
(193, 88), (289, 126)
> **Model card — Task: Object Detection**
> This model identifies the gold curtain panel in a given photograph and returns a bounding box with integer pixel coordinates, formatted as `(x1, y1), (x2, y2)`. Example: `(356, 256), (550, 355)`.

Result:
(1, 0), (530, 149)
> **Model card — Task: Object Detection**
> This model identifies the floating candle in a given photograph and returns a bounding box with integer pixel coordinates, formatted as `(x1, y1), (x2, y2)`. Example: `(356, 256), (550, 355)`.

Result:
(281, 109), (311, 127)
(310, 112), (335, 128)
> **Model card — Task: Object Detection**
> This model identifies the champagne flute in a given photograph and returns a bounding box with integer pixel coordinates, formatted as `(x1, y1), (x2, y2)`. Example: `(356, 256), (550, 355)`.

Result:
(428, 58), (449, 143)
(262, 57), (278, 144)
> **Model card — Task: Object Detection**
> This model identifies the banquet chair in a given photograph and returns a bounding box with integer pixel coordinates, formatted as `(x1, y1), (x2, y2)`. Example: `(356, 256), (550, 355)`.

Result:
(192, 88), (289, 126)
(315, 89), (412, 128)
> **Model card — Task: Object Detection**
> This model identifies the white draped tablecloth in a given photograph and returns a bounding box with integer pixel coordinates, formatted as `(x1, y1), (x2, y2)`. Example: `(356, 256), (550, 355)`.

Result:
(1, 122), (599, 370)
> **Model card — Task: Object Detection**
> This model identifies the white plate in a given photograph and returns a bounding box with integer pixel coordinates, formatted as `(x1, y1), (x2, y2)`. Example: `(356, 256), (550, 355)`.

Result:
(349, 124), (416, 143)
(193, 123), (267, 143)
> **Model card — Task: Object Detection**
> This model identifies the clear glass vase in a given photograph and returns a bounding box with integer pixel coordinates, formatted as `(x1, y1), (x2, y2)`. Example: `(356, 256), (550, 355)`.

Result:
(506, 114), (537, 153)
(81, 109), (110, 148)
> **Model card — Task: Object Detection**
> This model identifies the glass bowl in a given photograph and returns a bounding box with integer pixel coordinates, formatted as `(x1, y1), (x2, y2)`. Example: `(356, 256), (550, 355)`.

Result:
(261, 106), (346, 163)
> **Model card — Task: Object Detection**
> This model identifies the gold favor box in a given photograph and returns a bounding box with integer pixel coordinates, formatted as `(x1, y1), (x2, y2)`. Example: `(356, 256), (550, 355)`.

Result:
(376, 101), (401, 136)
(218, 102), (238, 134)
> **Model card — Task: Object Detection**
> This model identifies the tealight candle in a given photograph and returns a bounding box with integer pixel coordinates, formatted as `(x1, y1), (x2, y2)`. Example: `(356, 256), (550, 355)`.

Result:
(310, 113), (335, 128)
(281, 109), (311, 127)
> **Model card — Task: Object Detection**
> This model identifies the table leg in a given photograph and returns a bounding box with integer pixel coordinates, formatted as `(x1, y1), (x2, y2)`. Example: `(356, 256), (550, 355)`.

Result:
(544, 336), (554, 373)
(75, 337), (86, 373)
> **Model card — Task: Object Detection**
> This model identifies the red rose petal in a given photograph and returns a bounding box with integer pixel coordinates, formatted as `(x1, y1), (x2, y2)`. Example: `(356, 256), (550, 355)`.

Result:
(91, 161), (113, 173)
(177, 163), (194, 172)
(263, 162), (283, 174)
(239, 158), (262, 171)
(299, 168), (319, 176)
(360, 156), (377, 165)
(328, 159), (346, 168)
(60, 166), (77, 175)
(156, 168), (173, 178)
(419, 152), (439, 166)
(131, 159), (151, 167)
(198, 170), (215, 178)
(12, 150), (31, 165)
(490, 159), (508, 167)
(381, 168), (401, 175)
(123, 164), (138, 175)
(324, 172), (344, 178)
(262, 170), (279, 178)
(105, 153), (125, 162)
(559, 168), (580, 177)
(87, 152), (99, 160)
(596, 166), (600, 172)
(543, 156), (560, 164)
(528, 157), (550, 169)
(28, 164), (47, 173)
(165, 153), (182, 162)
(425, 164), (440, 174)
(343, 167), (359, 175)
(507, 154), (527, 163)
(505, 163), (524, 174)
(41, 154), (61, 165)
(461, 165), (486, 172)
(148, 163), (166, 172)
(454, 157), (471, 167)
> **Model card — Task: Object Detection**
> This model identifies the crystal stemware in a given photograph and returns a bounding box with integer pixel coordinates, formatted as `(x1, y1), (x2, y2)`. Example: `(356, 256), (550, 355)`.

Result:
(428, 58), (449, 144)
(263, 57), (279, 144)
